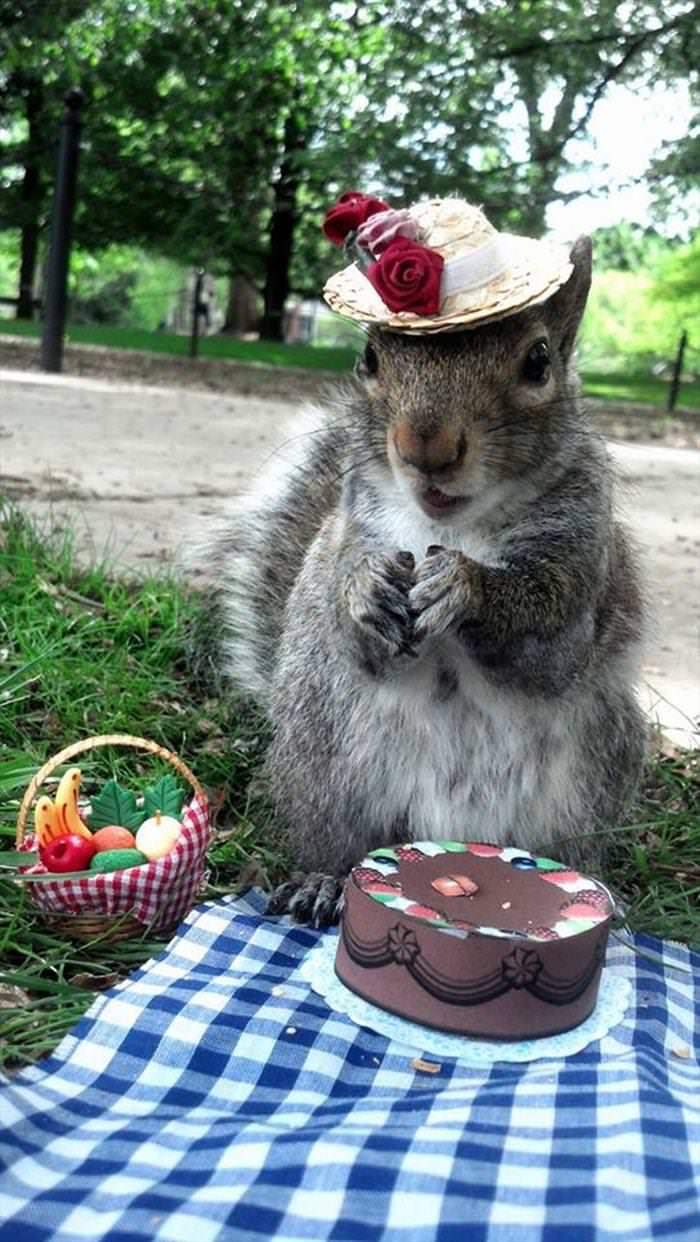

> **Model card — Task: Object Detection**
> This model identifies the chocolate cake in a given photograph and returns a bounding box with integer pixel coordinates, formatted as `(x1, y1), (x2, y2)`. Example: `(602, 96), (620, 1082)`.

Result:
(335, 842), (614, 1040)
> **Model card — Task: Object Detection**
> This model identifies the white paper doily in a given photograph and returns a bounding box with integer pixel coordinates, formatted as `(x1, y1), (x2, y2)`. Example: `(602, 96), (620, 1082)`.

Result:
(298, 935), (632, 1065)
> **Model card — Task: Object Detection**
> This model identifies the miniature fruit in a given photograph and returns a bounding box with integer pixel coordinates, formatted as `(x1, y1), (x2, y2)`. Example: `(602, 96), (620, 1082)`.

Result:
(54, 768), (93, 840)
(89, 848), (148, 873)
(135, 812), (181, 861)
(34, 796), (61, 847)
(40, 833), (96, 873)
(91, 825), (137, 853)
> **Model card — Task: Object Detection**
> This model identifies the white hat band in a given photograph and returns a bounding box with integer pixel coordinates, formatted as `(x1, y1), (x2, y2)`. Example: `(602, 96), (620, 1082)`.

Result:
(440, 235), (509, 297)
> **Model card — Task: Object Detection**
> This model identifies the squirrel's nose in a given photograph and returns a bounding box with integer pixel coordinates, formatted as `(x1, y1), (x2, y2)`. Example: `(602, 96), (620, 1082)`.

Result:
(393, 424), (466, 475)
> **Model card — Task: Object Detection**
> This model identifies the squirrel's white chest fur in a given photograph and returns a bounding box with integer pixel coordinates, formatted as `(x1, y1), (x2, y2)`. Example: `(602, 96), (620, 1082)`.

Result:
(343, 646), (578, 845)
(340, 494), (582, 847)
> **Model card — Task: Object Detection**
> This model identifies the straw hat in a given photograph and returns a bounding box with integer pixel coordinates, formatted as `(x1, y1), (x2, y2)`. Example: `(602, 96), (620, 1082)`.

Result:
(322, 196), (573, 335)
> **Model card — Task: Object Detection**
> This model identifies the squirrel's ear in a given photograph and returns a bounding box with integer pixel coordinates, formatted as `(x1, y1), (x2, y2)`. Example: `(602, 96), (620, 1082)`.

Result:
(546, 235), (592, 364)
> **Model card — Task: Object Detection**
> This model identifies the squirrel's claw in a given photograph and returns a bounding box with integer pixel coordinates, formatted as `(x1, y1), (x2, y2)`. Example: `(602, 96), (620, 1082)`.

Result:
(410, 549), (474, 641)
(267, 873), (345, 929)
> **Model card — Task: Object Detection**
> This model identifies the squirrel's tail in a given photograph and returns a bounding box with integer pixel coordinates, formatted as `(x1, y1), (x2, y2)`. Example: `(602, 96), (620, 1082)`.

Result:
(186, 403), (346, 707)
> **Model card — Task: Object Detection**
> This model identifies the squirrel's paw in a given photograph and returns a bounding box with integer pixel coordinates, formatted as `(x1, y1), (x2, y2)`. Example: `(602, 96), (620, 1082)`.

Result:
(343, 550), (416, 663)
(266, 872), (345, 929)
(410, 546), (478, 642)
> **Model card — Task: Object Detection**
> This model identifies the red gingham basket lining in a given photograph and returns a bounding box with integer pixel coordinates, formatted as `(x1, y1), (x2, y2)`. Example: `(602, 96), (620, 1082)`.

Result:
(20, 795), (210, 930)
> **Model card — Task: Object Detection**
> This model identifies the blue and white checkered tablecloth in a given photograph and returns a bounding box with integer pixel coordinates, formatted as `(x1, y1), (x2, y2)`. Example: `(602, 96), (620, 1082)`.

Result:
(0, 891), (698, 1242)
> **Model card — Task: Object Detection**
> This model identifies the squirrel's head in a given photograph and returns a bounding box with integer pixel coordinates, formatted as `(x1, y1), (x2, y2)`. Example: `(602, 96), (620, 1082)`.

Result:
(355, 236), (592, 521)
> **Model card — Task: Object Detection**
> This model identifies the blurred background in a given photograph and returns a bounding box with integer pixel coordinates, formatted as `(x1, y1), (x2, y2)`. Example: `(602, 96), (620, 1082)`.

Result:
(0, 0), (698, 405)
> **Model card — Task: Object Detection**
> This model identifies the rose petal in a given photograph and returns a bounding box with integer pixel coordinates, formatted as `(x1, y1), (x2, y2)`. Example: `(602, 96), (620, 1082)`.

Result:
(366, 240), (444, 315)
(323, 191), (390, 245)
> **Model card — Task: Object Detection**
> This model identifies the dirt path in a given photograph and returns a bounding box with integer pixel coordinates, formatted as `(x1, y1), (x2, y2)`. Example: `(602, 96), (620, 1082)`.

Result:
(1, 366), (698, 745)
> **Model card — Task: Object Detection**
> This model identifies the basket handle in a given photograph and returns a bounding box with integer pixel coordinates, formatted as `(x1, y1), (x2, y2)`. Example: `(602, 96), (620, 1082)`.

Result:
(16, 733), (208, 847)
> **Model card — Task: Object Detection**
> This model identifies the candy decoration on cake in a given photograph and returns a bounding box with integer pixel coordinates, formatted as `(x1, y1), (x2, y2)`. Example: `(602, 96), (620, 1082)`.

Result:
(431, 874), (479, 898)
(335, 841), (615, 1040)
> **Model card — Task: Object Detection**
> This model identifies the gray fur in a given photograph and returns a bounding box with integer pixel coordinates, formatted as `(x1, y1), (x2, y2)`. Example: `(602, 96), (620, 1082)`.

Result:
(201, 237), (647, 924)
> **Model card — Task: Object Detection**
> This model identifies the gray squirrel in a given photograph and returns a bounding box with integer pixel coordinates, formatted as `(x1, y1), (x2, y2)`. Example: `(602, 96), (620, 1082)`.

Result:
(200, 206), (646, 927)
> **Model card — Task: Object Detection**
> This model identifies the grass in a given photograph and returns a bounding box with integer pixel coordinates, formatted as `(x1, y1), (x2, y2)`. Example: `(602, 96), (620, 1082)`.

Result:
(1, 317), (699, 409)
(0, 315), (358, 373)
(582, 369), (700, 410)
(0, 502), (698, 1070)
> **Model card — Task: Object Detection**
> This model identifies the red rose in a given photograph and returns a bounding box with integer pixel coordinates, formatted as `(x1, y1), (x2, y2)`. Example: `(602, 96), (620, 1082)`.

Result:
(366, 238), (444, 316)
(322, 190), (390, 246)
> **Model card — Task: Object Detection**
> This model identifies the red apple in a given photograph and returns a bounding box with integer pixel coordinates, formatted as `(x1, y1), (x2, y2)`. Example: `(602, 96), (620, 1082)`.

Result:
(40, 833), (96, 873)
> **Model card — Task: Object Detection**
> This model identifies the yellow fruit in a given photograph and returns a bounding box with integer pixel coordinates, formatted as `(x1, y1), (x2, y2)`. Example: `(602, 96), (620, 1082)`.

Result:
(34, 796), (62, 846)
(53, 767), (92, 841)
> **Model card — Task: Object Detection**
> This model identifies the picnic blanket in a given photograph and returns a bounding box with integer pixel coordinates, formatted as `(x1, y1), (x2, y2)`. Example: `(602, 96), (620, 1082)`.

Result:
(0, 891), (698, 1242)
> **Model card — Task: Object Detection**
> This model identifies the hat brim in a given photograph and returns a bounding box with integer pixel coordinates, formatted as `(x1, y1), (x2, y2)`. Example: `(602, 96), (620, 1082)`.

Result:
(322, 234), (573, 334)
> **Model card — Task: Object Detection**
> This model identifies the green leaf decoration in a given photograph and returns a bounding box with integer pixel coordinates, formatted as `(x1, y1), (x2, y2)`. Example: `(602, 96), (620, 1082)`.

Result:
(368, 848), (398, 861)
(142, 774), (185, 820)
(88, 779), (145, 831)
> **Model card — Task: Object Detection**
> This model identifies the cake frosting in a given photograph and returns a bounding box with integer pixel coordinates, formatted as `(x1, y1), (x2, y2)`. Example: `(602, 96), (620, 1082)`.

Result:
(334, 841), (614, 1040)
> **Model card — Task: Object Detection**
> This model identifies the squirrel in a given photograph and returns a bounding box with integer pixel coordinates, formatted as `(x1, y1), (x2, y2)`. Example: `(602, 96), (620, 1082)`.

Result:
(200, 234), (646, 926)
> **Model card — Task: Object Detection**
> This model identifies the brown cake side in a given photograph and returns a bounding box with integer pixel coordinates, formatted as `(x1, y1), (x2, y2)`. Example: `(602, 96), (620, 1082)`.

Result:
(334, 842), (613, 1040)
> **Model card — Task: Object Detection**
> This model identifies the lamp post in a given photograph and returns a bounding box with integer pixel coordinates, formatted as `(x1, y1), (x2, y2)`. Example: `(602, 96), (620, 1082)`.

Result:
(40, 87), (85, 373)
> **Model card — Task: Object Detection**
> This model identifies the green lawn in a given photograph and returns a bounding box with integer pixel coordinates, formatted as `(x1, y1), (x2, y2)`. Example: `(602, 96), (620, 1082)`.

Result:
(582, 370), (700, 410)
(0, 316), (358, 372)
(0, 502), (697, 1068)
(1, 317), (698, 408)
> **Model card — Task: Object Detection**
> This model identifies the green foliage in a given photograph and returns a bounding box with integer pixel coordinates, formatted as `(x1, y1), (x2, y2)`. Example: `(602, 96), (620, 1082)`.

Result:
(580, 270), (671, 368)
(591, 223), (670, 272)
(1, 0), (696, 320)
(579, 264), (698, 373)
(0, 232), (19, 304)
(67, 244), (184, 329)
(71, 270), (137, 325)
(652, 233), (700, 331)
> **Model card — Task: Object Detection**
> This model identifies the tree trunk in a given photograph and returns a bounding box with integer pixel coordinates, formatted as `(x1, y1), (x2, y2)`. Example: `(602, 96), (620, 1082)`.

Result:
(260, 107), (307, 342)
(16, 78), (44, 320)
(517, 164), (553, 236)
(222, 273), (259, 335)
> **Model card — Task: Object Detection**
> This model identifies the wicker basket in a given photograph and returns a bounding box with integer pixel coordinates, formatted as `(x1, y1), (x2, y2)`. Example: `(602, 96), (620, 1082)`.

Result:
(16, 734), (210, 943)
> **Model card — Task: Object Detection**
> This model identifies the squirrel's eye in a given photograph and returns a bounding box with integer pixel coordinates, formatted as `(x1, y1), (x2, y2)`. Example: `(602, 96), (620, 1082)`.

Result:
(521, 340), (551, 384)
